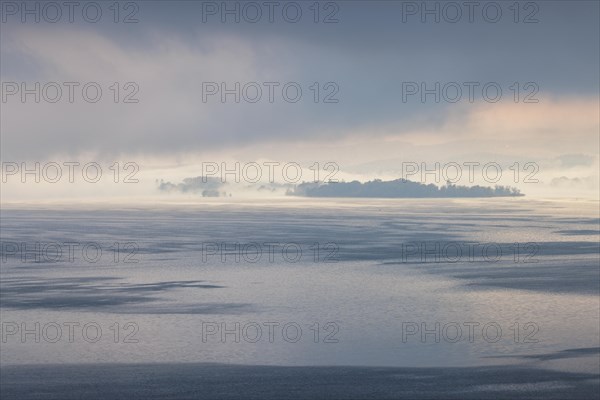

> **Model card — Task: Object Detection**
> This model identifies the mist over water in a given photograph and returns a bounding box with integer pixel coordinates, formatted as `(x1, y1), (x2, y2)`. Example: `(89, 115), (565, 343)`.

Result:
(2, 0), (599, 397)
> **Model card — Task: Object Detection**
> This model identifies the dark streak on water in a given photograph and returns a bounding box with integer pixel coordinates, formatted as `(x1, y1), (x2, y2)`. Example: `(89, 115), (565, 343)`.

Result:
(1, 362), (599, 400)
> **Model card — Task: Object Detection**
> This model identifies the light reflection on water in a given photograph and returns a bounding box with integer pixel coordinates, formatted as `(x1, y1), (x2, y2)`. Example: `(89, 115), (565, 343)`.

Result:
(1, 199), (598, 373)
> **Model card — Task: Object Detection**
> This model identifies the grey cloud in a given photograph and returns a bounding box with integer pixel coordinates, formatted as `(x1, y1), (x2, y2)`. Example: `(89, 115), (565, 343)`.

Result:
(550, 176), (598, 188)
(557, 154), (596, 168)
(1, 1), (598, 161)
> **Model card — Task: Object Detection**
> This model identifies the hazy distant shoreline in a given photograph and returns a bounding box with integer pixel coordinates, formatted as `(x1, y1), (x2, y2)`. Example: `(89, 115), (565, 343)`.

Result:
(289, 179), (523, 198)
(157, 176), (524, 198)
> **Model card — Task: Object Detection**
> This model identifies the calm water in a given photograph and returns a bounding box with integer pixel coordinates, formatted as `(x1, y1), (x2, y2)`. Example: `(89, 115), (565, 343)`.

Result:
(1, 199), (599, 376)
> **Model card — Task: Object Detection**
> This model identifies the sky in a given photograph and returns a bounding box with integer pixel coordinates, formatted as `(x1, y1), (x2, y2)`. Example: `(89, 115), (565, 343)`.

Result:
(1, 0), (599, 201)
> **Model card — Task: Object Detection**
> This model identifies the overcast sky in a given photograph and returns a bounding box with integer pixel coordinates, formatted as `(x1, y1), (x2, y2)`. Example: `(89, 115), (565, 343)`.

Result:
(1, 1), (598, 200)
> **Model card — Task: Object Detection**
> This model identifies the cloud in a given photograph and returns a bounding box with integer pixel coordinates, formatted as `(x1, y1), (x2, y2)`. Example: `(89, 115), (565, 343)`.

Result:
(1, 1), (598, 200)
(2, 3), (599, 162)
(557, 154), (596, 168)
(550, 176), (599, 189)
